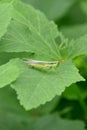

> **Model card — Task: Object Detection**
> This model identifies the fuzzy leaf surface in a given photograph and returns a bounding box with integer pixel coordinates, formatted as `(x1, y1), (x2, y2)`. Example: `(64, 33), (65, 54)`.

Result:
(0, 1), (13, 38)
(0, 59), (20, 88)
(0, 1), (61, 61)
(11, 60), (84, 110)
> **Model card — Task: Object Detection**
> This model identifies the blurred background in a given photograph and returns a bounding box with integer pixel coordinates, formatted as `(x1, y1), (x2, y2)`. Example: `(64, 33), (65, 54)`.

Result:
(0, 0), (87, 129)
(22, 0), (87, 39)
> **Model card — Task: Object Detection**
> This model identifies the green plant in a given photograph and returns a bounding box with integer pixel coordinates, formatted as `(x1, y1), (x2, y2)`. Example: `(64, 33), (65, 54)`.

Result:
(0, 0), (87, 129)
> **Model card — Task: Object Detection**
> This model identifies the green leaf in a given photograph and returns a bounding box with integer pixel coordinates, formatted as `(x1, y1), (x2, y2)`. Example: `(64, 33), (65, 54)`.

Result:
(61, 34), (87, 59)
(0, 87), (23, 112)
(0, 87), (85, 130)
(30, 96), (59, 115)
(0, 86), (31, 117)
(0, 52), (33, 65)
(0, 59), (20, 88)
(22, 0), (75, 20)
(0, 1), (13, 38)
(0, 1), (61, 61)
(0, 89), (85, 130)
(0, 85), (59, 115)
(11, 60), (84, 110)
(35, 114), (85, 130)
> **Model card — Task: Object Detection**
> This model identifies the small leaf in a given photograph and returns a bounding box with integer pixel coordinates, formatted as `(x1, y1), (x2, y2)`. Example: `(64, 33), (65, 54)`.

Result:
(0, 59), (20, 88)
(0, 1), (13, 38)
(11, 60), (84, 110)
(61, 34), (87, 59)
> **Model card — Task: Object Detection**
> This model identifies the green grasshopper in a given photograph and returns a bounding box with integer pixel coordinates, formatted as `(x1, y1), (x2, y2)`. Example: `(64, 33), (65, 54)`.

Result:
(23, 59), (59, 70)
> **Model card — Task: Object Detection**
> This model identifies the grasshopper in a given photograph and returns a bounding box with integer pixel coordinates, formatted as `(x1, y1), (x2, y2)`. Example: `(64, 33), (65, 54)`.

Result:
(23, 59), (59, 70)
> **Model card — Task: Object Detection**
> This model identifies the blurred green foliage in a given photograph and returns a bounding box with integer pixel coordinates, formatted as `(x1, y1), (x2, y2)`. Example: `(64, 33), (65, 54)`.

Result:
(0, 0), (87, 129)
